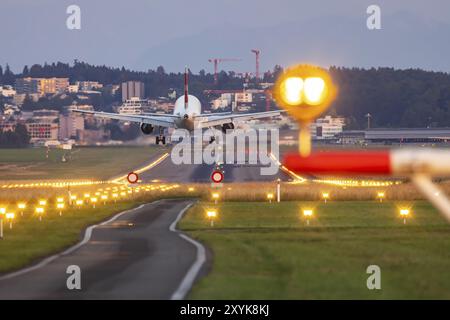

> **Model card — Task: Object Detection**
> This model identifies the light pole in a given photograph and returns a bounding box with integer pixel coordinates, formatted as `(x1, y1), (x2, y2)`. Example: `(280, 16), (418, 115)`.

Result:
(277, 178), (281, 203)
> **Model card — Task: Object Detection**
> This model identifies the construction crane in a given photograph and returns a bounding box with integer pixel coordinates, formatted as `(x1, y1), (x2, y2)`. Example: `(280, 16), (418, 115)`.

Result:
(208, 58), (241, 85)
(251, 49), (261, 81)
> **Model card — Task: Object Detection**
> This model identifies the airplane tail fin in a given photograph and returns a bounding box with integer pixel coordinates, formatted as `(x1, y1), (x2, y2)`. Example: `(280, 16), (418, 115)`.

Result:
(184, 67), (189, 109)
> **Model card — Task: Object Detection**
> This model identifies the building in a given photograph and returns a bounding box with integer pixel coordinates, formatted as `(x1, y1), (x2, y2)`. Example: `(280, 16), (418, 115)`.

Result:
(211, 93), (232, 110)
(0, 85), (16, 97)
(59, 113), (84, 140)
(310, 116), (345, 140)
(76, 81), (103, 91)
(15, 77), (69, 96)
(117, 98), (151, 114)
(339, 128), (450, 144)
(121, 81), (145, 102)
(25, 109), (60, 143)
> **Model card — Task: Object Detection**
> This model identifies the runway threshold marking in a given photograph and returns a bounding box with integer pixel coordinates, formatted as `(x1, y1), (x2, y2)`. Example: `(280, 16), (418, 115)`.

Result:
(169, 202), (207, 300)
(0, 203), (151, 281)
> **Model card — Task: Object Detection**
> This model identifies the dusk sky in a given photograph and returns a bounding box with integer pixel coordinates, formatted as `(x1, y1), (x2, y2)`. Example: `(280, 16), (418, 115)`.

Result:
(1, 0), (450, 73)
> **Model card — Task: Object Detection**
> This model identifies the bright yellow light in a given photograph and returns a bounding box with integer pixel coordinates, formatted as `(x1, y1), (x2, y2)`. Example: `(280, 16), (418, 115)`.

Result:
(5, 212), (15, 220)
(267, 193), (274, 199)
(35, 207), (45, 214)
(400, 209), (410, 216)
(39, 200), (47, 206)
(112, 193), (118, 198)
(56, 197), (64, 203)
(70, 195), (77, 200)
(303, 209), (313, 217)
(120, 192), (126, 196)
(0, 207), (6, 215)
(57, 203), (65, 209)
(101, 195), (108, 200)
(75, 199), (83, 206)
(188, 187), (195, 192)
(212, 193), (220, 199)
(303, 77), (326, 105)
(84, 193), (90, 198)
(17, 203), (26, 209)
(281, 77), (303, 105)
(90, 197), (98, 203)
(206, 210), (217, 218)
(377, 192), (385, 198)
(322, 192), (330, 199)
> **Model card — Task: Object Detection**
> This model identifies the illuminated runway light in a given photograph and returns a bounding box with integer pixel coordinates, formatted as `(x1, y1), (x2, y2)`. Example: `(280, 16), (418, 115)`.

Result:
(322, 192), (330, 203)
(35, 207), (45, 221)
(302, 209), (314, 226)
(267, 193), (274, 203)
(377, 192), (385, 202)
(39, 200), (47, 206)
(206, 209), (218, 227)
(56, 203), (65, 216)
(400, 208), (410, 224)
(90, 197), (98, 208)
(5, 212), (15, 229)
(17, 203), (26, 216)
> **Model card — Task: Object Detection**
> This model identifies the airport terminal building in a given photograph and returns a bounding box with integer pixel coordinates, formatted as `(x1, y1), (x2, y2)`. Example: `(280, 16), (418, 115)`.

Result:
(339, 128), (450, 144)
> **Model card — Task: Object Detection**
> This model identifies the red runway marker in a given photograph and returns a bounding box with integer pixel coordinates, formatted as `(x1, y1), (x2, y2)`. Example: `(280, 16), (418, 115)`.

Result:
(211, 170), (224, 183)
(283, 151), (392, 175)
(127, 172), (139, 184)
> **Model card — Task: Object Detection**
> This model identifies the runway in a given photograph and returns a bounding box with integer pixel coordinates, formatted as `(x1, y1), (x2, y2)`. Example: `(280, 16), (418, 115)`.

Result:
(140, 144), (291, 183)
(0, 199), (207, 300)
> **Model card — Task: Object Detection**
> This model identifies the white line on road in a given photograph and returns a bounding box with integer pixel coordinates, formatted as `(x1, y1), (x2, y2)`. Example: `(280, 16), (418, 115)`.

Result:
(0, 203), (153, 281)
(170, 202), (207, 300)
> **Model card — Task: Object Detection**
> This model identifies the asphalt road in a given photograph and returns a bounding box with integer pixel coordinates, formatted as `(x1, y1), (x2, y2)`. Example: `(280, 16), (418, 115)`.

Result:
(141, 144), (291, 183)
(0, 199), (207, 300)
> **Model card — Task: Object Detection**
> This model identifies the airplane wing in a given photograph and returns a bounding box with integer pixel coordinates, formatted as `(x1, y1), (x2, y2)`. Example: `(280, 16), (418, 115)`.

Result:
(72, 109), (176, 128)
(195, 110), (284, 128)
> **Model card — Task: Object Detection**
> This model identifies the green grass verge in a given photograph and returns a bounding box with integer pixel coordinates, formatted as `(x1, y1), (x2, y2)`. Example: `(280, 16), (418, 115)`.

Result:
(180, 201), (450, 299)
(0, 202), (140, 273)
(0, 146), (162, 180)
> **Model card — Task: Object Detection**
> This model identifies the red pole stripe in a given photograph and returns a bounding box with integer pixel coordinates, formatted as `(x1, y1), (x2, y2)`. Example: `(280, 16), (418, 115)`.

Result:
(283, 151), (392, 175)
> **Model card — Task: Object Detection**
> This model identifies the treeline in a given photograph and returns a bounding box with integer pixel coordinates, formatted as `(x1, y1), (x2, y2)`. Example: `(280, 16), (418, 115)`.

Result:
(0, 124), (30, 147)
(1, 62), (450, 128)
(329, 67), (450, 128)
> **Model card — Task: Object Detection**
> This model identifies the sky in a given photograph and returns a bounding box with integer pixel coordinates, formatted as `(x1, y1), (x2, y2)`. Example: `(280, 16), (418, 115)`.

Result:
(1, 0), (450, 73)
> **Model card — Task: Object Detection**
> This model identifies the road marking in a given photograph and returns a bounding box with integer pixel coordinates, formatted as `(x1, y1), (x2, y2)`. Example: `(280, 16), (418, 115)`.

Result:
(170, 202), (207, 300)
(0, 203), (155, 281)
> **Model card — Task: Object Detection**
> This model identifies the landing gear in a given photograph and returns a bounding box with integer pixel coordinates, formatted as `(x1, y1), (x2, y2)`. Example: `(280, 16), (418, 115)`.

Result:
(156, 127), (166, 145)
(156, 135), (166, 145)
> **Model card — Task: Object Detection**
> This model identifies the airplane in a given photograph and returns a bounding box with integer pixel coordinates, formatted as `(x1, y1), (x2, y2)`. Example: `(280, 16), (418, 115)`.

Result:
(73, 67), (283, 145)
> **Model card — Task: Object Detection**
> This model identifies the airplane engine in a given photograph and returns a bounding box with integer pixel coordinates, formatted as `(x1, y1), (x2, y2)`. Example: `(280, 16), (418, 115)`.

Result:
(221, 123), (235, 133)
(140, 123), (154, 135)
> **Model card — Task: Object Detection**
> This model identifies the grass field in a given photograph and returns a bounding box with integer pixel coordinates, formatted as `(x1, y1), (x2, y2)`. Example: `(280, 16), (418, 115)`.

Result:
(180, 201), (450, 299)
(0, 146), (163, 181)
(0, 202), (139, 273)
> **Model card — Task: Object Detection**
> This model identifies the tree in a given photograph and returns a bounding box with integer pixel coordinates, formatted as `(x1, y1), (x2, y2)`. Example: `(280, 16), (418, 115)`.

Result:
(22, 65), (29, 76)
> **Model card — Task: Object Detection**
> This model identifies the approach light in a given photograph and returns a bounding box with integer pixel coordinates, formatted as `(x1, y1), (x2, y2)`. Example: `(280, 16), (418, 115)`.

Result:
(39, 200), (47, 206)
(35, 207), (45, 221)
(273, 64), (337, 157)
(5, 212), (14, 229)
(399, 208), (410, 224)
(17, 203), (26, 216)
(322, 192), (330, 203)
(56, 197), (64, 203)
(56, 203), (65, 216)
(75, 199), (83, 206)
(90, 197), (98, 208)
(377, 192), (385, 202)
(267, 193), (274, 203)
(0, 207), (6, 215)
(206, 209), (218, 227)
(302, 209), (314, 226)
